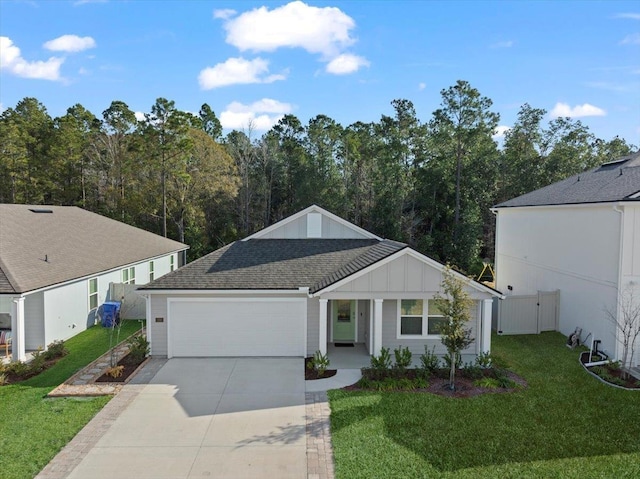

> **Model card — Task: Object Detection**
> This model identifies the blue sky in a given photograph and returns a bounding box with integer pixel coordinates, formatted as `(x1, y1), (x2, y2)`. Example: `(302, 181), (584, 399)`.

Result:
(1, 0), (639, 145)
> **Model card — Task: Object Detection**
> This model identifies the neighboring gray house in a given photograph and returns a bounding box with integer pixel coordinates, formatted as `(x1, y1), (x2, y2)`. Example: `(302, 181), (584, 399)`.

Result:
(139, 205), (501, 362)
(0, 204), (188, 361)
(493, 152), (640, 365)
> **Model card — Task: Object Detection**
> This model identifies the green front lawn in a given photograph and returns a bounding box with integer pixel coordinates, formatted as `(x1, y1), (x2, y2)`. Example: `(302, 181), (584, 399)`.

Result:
(0, 321), (142, 479)
(329, 332), (640, 478)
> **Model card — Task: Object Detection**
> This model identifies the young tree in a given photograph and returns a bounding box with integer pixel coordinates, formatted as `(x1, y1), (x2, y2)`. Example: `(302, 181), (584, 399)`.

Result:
(606, 283), (640, 379)
(433, 267), (475, 390)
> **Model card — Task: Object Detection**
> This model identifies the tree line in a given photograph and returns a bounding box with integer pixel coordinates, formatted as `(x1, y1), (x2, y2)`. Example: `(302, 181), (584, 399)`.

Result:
(0, 80), (634, 273)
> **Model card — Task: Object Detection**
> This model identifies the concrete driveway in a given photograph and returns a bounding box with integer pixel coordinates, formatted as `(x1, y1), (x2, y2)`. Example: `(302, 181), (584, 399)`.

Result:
(67, 358), (306, 479)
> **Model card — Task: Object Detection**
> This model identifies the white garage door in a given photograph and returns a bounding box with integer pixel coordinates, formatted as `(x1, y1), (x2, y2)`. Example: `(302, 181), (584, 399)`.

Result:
(168, 299), (306, 357)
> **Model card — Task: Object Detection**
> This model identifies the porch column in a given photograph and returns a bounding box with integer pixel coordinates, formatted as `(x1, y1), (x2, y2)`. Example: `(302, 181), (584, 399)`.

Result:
(319, 299), (328, 355)
(144, 295), (152, 354)
(481, 299), (493, 354)
(11, 296), (26, 362)
(373, 299), (383, 356)
(369, 299), (374, 353)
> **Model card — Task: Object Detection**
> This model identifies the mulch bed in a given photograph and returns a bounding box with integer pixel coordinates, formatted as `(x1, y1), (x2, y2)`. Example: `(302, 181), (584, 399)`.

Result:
(305, 356), (337, 380)
(343, 368), (528, 398)
(95, 354), (146, 383)
(1, 357), (61, 385)
(580, 352), (640, 389)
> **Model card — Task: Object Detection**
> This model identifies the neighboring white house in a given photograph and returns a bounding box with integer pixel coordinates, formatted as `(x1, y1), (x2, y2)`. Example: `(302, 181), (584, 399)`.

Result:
(138, 205), (502, 363)
(0, 204), (188, 361)
(493, 152), (640, 364)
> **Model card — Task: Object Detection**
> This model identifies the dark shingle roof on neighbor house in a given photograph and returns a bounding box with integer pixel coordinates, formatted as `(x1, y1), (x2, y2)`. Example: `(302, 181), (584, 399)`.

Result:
(495, 151), (640, 208)
(0, 204), (188, 294)
(139, 238), (407, 293)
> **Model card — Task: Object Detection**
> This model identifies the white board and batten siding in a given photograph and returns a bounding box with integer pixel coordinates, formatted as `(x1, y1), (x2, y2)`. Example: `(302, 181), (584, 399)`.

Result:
(320, 251), (493, 360)
(251, 209), (373, 240)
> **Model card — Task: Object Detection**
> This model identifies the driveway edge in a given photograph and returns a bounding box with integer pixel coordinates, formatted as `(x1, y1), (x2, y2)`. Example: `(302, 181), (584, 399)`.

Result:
(306, 391), (335, 479)
(36, 358), (166, 479)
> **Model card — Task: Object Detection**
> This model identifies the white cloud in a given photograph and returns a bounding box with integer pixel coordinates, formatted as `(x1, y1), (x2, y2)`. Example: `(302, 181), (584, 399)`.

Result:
(134, 111), (146, 122)
(219, 98), (293, 131)
(325, 53), (369, 75)
(620, 33), (640, 45)
(214, 8), (236, 20)
(490, 40), (514, 48)
(198, 57), (286, 89)
(492, 125), (511, 139)
(222, 1), (356, 58)
(550, 102), (606, 118)
(0, 36), (64, 81)
(614, 13), (640, 20)
(418, 82), (426, 91)
(44, 35), (96, 52)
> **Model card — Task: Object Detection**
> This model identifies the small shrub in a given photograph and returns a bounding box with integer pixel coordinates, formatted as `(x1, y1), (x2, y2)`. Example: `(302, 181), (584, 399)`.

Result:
(308, 350), (330, 376)
(370, 347), (392, 371)
(475, 351), (493, 369)
(419, 345), (440, 376)
(6, 360), (30, 377)
(413, 377), (429, 389)
(43, 340), (67, 360)
(462, 362), (483, 379)
(0, 373), (6, 386)
(126, 334), (150, 363)
(31, 347), (49, 373)
(609, 376), (626, 387)
(474, 377), (500, 389)
(393, 346), (412, 372)
(607, 360), (621, 371)
(396, 377), (416, 390)
(357, 377), (373, 389)
(493, 369), (516, 388)
(106, 365), (124, 378)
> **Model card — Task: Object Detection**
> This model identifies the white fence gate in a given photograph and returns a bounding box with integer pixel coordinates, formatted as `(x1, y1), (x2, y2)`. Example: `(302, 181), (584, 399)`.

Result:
(496, 290), (559, 335)
(108, 283), (146, 320)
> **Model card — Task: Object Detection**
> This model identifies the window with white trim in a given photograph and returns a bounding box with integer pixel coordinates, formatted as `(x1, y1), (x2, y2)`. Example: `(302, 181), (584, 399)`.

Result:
(122, 267), (135, 284)
(398, 299), (446, 338)
(170, 255), (175, 272)
(149, 261), (155, 281)
(88, 278), (98, 311)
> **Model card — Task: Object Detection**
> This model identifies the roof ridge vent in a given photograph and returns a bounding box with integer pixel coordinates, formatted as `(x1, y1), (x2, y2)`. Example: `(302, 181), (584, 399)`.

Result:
(29, 208), (53, 213)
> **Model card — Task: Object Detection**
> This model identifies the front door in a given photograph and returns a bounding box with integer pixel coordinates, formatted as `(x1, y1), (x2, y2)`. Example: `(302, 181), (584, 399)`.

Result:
(332, 300), (356, 342)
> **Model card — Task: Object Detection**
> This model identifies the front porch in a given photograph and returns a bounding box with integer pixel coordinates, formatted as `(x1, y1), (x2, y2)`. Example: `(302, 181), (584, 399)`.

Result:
(326, 343), (371, 369)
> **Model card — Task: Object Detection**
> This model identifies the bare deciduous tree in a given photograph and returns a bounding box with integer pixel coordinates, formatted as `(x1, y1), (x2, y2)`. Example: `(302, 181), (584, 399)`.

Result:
(606, 283), (640, 379)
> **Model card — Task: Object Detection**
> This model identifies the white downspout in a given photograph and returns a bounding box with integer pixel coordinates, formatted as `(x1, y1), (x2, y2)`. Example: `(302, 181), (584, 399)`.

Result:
(613, 204), (624, 363)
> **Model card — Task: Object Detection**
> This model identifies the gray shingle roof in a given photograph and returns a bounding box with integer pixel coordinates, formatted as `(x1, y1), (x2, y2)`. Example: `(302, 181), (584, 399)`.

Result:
(0, 204), (188, 294)
(495, 151), (640, 208)
(139, 238), (407, 293)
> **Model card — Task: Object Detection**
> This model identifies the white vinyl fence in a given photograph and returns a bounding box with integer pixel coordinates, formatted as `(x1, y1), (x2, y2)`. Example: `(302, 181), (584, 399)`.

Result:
(496, 290), (559, 335)
(108, 283), (146, 320)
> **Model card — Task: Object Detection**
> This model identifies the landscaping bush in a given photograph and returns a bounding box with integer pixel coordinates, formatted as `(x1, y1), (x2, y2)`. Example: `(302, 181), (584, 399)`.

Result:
(419, 345), (440, 377)
(475, 351), (493, 368)
(368, 347), (392, 379)
(393, 346), (412, 373)
(462, 362), (484, 379)
(307, 350), (330, 376)
(43, 339), (68, 360)
(126, 334), (150, 363)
